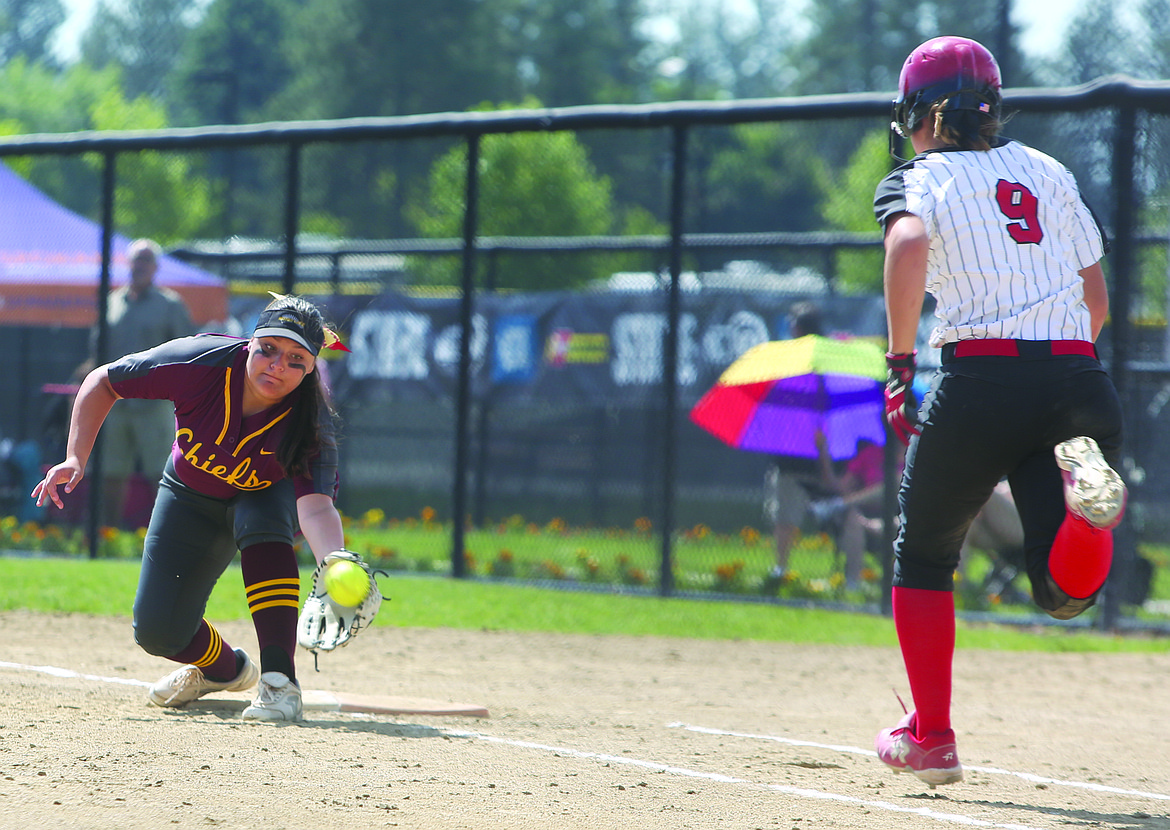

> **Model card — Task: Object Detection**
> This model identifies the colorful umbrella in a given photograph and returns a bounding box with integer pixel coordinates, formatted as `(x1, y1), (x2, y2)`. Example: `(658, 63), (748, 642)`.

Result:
(690, 334), (887, 461)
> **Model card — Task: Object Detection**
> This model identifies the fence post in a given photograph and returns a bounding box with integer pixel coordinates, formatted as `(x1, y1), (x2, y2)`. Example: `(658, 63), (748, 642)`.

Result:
(452, 133), (481, 578)
(1100, 102), (1138, 629)
(86, 151), (117, 560)
(282, 143), (301, 295)
(472, 249), (499, 528)
(659, 125), (688, 597)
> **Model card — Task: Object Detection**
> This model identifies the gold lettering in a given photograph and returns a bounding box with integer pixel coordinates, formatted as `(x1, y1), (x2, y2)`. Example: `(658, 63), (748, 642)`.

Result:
(174, 431), (273, 491)
(224, 458), (254, 486)
(184, 443), (205, 465)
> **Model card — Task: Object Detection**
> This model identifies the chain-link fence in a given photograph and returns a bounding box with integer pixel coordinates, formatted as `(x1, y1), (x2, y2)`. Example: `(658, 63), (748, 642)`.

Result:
(2, 78), (1169, 630)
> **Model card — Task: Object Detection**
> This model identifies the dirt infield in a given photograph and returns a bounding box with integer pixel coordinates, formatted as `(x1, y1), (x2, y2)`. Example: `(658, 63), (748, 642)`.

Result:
(2, 610), (1168, 830)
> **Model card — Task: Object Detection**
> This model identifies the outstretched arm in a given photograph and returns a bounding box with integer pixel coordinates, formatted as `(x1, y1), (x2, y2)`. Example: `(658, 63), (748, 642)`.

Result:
(295, 492), (384, 654)
(296, 492), (345, 565)
(32, 365), (121, 509)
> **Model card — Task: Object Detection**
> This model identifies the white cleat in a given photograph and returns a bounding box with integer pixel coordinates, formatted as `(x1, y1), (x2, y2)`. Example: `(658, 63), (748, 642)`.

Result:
(1055, 436), (1126, 530)
(148, 649), (259, 708)
(242, 671), (304, 722)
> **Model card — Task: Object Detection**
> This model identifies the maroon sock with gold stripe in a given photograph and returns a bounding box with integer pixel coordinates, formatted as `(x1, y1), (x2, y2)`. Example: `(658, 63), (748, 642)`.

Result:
(166, 620), (240, 682)
(241, 542), (301, 682)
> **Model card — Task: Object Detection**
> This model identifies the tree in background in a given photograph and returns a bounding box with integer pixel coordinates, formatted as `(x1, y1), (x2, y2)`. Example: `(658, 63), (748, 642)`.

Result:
(640, 0), (794, 102)
(502, 0), (653, 106)
(1135, 0), (1170, 292)
(170, 0), (295, 127)
(247, 0), (523, 240)
(1033, 0), (1130, 224)
(0, 0), (66, 68)
(81, 0), (196, 100)
(26, 0), (1155, 271)
(247, 0), (668, 240)
(0, 57), (215, 243)
(701, 123), (829, 235)
(407, 100), (662, 290)
(0, 58), (123, 134)
(788, 0), (1024, 96)
(1053, 0), (1170, 328)
(274, 0), (516, 120)
(819, 129), (888, 295)
(86, 86), (216, 243)
(0, 59), (137, 217)
(1140, 0), (1170, 80)
(1046, 0), (1129, 85)
(167, 0), (299, 237)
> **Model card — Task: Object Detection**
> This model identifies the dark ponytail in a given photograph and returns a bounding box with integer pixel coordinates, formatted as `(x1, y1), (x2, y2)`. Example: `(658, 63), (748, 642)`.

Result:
(930, 101), (1004, 151)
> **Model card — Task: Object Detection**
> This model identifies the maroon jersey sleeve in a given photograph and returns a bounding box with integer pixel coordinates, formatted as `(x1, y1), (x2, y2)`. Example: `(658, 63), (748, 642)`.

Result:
(107, 334), (244, 403)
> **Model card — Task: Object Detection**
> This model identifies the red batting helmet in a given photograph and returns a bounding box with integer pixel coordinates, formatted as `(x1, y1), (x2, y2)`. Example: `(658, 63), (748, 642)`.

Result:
(892, 36), (1002, 138)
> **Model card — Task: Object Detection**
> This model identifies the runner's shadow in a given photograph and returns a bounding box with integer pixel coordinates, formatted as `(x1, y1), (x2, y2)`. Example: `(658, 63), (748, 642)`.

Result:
(959, 798), (1169, 830)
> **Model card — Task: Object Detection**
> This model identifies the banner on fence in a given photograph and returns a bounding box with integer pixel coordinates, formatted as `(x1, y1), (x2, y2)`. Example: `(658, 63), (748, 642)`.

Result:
(232, 289), (886, 407)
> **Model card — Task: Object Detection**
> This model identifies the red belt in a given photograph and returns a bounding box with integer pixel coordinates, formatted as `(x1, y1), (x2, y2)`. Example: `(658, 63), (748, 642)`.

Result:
(945, 339), (1097, 359)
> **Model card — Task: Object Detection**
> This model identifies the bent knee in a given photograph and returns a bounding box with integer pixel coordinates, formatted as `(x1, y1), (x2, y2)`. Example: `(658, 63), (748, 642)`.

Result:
(132, 610), (197, 658)
(133, 628), (188, 658)
(1034, 572), (1100, 620)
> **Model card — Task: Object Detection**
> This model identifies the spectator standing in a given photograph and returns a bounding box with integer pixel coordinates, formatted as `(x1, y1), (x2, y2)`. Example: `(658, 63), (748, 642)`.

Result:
(88, 239), (194, 527)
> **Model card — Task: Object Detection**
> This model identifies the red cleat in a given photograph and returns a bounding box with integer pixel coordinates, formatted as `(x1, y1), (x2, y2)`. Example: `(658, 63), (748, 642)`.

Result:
(875, 710), (963, 787)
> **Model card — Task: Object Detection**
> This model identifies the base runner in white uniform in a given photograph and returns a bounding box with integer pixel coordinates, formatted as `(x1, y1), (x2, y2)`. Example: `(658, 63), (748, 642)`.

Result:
(872, 36), (1128, 787)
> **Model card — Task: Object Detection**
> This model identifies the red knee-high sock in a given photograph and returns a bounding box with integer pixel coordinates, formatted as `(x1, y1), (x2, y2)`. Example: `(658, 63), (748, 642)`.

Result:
(241, 542), (301, 681)
(1047, 514), (1113, 599)
(892, 586), (955, 738)
(167, 620), (240, 682)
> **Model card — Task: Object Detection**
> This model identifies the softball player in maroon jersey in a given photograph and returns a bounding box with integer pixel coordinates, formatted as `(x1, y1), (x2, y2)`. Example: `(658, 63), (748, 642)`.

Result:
(33, 294), (373, 722)
(873, 36), (1127, 786)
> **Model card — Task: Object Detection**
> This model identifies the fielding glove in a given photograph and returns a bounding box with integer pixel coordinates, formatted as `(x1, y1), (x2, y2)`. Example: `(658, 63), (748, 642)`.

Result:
(297, 550), (384, 655)
(884, 351), (920, 446)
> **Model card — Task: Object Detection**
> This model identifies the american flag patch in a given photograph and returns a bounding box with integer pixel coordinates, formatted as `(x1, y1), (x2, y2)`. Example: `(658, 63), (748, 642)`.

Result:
(979, 102), (991, 112)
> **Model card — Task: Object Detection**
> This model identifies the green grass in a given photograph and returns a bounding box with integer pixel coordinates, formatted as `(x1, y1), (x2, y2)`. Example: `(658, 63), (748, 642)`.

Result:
(1, 556), (1165, 654)
(346, 521), (874, 601)
(17, 513), (1160, 616)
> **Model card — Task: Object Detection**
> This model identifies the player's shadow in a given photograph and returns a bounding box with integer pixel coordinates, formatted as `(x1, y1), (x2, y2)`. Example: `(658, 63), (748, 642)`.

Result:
(165, 697), (464, 739)
(927, 795), (1170, 830)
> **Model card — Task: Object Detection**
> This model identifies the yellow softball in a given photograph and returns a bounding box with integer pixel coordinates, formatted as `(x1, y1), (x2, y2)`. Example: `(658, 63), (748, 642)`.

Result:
(323, 559), (369, 607)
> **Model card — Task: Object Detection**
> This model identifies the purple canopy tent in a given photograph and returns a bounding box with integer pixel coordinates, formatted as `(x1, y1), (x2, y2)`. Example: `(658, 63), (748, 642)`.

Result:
(0, 164), (227, 327)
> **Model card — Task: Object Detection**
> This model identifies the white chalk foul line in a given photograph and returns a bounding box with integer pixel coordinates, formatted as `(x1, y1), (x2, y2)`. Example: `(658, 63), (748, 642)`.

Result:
(0, 660), (151, 688)
(2, 660), (1160, 826)
(452, 730), (1038, 830)
(668, 722), (1170, 803)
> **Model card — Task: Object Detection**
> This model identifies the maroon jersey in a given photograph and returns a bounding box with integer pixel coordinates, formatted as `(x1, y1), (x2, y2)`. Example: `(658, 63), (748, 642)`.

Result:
(107, 334), (338, 500)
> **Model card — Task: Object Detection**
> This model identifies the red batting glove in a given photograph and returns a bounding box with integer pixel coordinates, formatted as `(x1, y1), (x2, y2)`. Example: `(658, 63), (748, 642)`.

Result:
(884, 351), (920, 446)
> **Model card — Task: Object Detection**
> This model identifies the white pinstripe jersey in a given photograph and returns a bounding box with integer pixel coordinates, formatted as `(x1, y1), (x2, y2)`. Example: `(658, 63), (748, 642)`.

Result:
(874, 138), (1105, 347)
